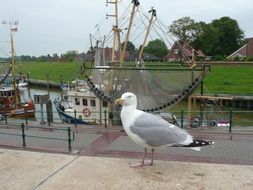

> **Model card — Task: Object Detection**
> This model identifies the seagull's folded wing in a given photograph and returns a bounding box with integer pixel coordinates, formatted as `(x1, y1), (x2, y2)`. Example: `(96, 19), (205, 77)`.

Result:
(129, 112), (192, 147)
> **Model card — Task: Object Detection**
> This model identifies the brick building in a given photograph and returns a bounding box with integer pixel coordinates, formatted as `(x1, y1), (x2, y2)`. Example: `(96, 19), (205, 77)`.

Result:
(227, 38), (253, 60)
(164, 40), (205, 62)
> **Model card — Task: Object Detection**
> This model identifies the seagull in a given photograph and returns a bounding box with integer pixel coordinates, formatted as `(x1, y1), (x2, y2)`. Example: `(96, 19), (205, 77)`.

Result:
(115, 92), (214, 167)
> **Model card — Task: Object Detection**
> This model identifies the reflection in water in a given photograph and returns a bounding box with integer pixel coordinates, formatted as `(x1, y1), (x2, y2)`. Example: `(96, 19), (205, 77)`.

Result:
(20, 87), (61, 120)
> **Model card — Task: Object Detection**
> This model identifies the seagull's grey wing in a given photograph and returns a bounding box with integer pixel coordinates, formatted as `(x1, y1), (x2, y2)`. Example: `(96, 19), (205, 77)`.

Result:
(130, 112), (190, 147)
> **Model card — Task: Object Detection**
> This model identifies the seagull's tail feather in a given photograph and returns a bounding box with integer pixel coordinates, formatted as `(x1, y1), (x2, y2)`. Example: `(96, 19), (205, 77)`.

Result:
(189, 147), (201, 151)
(172, 139), (215, 151)
(183, 139), (215, 148)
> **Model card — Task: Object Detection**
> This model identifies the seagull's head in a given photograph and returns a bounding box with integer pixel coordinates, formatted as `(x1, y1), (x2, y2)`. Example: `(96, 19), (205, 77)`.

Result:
(115, 92), (137, 107)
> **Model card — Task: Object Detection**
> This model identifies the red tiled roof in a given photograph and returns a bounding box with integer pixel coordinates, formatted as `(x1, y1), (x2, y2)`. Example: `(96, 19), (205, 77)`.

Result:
(165, 41), (205, 61)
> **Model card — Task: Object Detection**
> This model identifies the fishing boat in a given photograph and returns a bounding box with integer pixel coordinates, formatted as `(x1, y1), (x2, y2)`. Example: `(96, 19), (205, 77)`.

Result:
(54, 80), (108, 124)
(0, 23), (35, 119)
(55, 0), (210, 125)
(0, 86), (35, 118)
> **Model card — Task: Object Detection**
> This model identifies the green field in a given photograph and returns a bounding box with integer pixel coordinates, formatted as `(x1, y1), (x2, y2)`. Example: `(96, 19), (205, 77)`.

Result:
(17, 61), (84, 81)
(16, 61), (253, 95)
(203, 65), (253, 95)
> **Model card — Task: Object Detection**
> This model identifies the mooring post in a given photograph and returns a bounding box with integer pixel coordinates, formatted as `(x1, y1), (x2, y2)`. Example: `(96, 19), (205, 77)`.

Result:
(27, 72), (31, 98)
(21, 123), (26, 147)
(46, 100), (53, 126)
(181, 110), (184, 128)
(40, 103), (46, 124)
(200, 103), (204, 124)
(25, 109), (28, 125)
(67, 127), (72, 152)
(48, 116), (51, 126)
(229, 109), (233, 133)
(104, 110), (107, 128)
(74, 110), (77, 128)
(4, 110), (7, 125)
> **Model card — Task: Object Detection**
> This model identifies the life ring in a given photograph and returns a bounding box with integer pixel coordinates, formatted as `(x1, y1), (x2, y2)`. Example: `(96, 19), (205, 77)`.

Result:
(8, 96), (15, 103)
(83, 108), (91, 117)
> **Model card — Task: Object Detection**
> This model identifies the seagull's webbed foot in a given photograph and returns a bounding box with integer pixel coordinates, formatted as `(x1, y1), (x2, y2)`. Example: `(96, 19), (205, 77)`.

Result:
(129, 161), (144, 168)
(129, 160), (153, 167)
(129, 148), (154, 168)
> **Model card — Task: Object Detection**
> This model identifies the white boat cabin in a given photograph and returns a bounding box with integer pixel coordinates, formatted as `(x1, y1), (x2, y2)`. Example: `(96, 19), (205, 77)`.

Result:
(61, 86), (109, 124)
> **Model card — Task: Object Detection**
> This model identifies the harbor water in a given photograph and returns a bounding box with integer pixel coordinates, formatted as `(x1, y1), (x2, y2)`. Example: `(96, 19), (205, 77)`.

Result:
(19, 87), (253, 127)
(20, 87), (61, 122)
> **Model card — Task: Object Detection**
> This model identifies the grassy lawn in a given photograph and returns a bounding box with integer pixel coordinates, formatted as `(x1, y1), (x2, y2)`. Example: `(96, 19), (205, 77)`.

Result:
(16, 61), (253, 95)
(203, 65), (253, 95)
(17, 61), (84, 81)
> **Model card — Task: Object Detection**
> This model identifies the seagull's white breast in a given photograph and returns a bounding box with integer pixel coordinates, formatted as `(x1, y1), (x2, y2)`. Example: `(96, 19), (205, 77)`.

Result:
(120, 107), (151, 148)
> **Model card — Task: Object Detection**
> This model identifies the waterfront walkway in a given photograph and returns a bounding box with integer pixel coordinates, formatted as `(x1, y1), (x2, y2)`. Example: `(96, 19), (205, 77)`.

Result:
(0, 122), (253, 189)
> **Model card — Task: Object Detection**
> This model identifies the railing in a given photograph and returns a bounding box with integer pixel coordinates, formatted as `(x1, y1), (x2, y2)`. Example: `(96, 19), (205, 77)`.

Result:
(0, 109), (113, 127)
(1, 109), (253, 133)
(166, 110), (253, 133)
(0, 122), (75, 151)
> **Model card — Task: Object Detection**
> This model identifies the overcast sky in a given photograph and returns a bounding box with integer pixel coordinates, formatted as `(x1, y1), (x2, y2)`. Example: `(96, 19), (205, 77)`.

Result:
(0, 0), (252, 57)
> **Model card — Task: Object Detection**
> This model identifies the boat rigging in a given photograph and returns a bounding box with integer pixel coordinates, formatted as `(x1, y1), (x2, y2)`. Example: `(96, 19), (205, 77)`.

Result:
(55, 0), (211, 125)
(0, 21), (35, 118)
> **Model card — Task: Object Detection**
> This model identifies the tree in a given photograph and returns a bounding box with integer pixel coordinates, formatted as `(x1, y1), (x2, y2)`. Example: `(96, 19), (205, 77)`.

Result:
(211, 17), (244, 56)
(121, 41), (135, 52)
(191, 22), (220, 56)
(192, 17), (245, 56)
(62, 51), (78, 62)
(37, 55), (47, 62)
(168, 16), (199, 43)
(144, 39), (168, 58)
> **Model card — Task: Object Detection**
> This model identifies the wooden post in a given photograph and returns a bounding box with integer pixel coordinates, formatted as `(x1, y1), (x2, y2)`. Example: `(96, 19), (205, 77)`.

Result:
(47, 73), (50, 98)
(27, 72), (31, 98)
(188, 95), (192, 120)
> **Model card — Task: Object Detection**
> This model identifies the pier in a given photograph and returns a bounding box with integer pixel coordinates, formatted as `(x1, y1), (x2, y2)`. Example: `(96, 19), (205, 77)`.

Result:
(188, 94), (253, 110)
(0, 121), (253, 189)
(28, 79), (61, 89)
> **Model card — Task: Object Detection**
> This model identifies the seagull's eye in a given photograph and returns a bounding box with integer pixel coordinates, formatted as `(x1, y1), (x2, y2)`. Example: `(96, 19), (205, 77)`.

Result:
(127, 95), (131, 98)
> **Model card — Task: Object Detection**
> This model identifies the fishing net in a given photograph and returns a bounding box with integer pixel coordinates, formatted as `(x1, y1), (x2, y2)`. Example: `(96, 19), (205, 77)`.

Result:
(84, 62), (209, 111)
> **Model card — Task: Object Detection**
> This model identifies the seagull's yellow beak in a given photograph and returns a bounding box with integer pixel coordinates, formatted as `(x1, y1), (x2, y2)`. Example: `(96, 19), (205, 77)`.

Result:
(115, 98), (125, 105)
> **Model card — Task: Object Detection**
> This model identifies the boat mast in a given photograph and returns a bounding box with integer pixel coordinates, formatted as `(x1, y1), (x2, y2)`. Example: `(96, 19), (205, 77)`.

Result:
(106, 0), (121, 62)
(119, 0), (140, 67)
(138, 7), (156, 66)
(10, 24), (19, 107)
(106, 0), (122, 126)
(2, 21), (19, 106)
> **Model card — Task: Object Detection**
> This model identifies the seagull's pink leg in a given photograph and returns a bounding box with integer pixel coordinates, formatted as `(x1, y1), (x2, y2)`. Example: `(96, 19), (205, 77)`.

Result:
(129, 148), (154, 167)
(143, 148), (154, 166)
(150, 148), (155, 165)
(129, 148), (147, 167)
